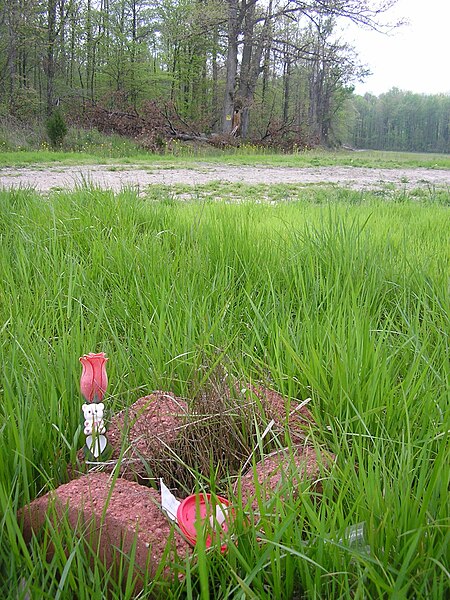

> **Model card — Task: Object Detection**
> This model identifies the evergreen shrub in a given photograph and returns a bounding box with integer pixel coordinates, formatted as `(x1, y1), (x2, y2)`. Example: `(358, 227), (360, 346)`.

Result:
(46, 110), (67, 147)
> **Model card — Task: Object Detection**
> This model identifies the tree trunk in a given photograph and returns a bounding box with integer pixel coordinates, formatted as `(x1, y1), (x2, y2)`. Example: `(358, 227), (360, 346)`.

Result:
(237, 1), (271, 139)
(282, 46), (291, 126)
(86, 0), (94, 99)
(46, 0), (58, 116)
(222, 0), (239, 134)
(261, 1), (272, 107)
(130, 0), (138, 107)
(5, 0), (18, 106)
(211, 26), (219, 130)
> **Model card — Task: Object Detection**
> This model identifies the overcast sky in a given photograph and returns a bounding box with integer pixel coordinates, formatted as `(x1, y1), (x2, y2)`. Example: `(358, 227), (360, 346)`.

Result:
(341, 0), (450, 96)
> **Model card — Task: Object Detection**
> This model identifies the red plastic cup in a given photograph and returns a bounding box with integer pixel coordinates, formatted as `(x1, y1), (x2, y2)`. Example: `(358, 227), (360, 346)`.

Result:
(177, 493), (233, 551)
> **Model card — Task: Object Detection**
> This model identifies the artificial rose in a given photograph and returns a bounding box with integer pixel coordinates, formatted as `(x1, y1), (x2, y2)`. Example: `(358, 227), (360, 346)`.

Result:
(79, 352), (108, 403)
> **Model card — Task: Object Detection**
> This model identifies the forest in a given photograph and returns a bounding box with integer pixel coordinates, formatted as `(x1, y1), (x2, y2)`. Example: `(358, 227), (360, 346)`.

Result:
(0, 0), (449, 153)
(351, 89), (450, 153)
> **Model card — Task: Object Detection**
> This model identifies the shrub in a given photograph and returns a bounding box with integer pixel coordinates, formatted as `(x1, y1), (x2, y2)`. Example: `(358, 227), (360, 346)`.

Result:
(46, 109), (68, 147)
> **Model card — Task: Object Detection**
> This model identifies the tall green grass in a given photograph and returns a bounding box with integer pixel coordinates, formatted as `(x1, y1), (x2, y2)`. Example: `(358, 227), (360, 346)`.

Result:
(0, 187), (448, 598)
(1, 146), (450, 169)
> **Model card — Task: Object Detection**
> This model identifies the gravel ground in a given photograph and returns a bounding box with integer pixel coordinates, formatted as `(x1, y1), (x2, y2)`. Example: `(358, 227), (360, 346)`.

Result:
(1, 164), (449, 192)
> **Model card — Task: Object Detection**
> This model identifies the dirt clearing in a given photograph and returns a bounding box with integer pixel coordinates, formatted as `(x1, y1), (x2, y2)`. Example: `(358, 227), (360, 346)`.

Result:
(1, 164), (449, 192)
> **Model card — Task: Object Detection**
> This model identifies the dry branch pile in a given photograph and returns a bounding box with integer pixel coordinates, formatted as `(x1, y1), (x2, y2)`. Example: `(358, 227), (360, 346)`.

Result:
(81, 94), (228, 151)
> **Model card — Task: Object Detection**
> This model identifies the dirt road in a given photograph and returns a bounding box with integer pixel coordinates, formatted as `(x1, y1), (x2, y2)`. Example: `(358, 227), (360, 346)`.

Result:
(1, 163), (449, 192)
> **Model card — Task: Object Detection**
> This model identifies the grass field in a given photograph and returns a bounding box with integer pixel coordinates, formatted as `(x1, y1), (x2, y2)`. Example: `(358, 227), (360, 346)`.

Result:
(0, 184), (449, 598)
(1, 146), (450, 170)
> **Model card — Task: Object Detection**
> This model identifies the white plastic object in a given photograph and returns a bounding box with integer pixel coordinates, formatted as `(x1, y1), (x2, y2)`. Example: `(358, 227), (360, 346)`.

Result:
(85, 433), (107, 458)
(160, 478), (181, 522)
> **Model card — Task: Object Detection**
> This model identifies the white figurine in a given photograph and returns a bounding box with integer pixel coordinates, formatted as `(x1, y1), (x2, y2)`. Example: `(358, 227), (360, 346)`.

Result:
(82, 403), (107, 458)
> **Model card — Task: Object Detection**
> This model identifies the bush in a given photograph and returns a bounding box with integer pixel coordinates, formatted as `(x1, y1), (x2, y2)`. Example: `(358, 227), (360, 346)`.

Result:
(46, 109), (67, 147)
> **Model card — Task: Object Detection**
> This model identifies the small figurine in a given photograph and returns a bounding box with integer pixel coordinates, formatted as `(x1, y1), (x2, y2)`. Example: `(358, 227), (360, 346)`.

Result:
(82, 402), (107, 458)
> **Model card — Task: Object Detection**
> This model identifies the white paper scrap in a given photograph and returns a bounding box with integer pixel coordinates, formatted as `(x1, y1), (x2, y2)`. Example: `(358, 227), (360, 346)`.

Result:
(160, 478), (181, 523)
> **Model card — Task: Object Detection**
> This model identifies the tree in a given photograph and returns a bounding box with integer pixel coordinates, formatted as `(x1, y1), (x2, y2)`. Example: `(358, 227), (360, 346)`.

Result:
(0, 0), (415, 151)
(349, 89), (450, 153)
(220, 0), (400, 138)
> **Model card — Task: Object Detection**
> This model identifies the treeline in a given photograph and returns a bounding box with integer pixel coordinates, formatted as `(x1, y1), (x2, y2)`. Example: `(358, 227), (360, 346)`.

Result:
(1, 0), (397, 149)
(2, 2), (448, 153)
(350, 89), (450, 153)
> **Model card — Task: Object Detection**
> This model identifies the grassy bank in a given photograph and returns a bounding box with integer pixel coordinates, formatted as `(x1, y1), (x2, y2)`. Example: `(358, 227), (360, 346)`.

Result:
(0, 187), (448, 598)
(1, 118), (449, 168)
(1, 147), (450, 169)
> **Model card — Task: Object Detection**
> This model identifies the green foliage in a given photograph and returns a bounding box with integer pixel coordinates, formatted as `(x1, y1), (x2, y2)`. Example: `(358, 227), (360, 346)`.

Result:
(0, 0), (392, 149)
(0, 123), (146, 160)
(0, 116), (46, 152)
(8, 86), (41, 121)
(62, 126), (145, 157)
(0, 187), (448, 597)
(351, 88), (450, 153)
(46, 110), (68, 148)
